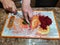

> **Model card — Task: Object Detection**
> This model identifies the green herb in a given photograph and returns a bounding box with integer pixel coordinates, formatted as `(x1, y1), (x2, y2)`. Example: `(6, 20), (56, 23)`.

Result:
(22, 19), (30, 25)
(22, 21), (27, 24)
(22, 19), (28, 24)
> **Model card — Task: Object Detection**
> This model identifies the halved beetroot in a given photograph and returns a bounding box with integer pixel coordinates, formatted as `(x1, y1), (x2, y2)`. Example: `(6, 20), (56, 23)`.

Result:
(44, 16), (52, 26)
(30, 15), (41, 29)
(39, 15), (52, 29)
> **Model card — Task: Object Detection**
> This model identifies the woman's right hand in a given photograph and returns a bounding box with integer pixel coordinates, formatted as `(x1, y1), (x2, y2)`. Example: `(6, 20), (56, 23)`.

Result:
(22, 0), (33, 24)
(0, 0), (17, 13)
(22, 5), (33, 23)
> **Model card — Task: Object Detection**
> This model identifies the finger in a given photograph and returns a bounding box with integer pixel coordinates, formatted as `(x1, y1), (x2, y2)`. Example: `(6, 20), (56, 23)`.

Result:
(23, 12), (30, 24)
(12, 6), (17, 12)
(11, 2), (17, 14)
(12, 8), (17, 14)
(6, 7), (12, 12)
(4, 7), (13, 13)
(28, 10), (33, 20)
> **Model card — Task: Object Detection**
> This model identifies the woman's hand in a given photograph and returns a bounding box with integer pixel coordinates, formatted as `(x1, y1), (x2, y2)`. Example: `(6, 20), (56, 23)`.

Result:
(22, 0), (33, 24)
(0, 0), (17, 13)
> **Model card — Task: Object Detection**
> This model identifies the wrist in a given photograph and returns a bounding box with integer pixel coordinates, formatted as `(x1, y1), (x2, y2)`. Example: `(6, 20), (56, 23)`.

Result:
(22, 2), (30, 6)
(22, 4), (30, 7)
(22, 0), (30, 7)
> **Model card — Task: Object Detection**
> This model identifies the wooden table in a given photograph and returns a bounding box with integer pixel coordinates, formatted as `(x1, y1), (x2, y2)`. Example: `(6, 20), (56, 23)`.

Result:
(0, 8), (60, 45)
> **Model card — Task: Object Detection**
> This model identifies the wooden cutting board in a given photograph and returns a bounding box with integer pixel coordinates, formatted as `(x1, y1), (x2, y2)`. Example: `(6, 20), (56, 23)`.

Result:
(1, 10), (60, 40)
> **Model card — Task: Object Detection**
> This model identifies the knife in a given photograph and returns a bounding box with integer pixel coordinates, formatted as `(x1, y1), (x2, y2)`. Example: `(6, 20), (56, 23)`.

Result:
(14, 11), (30, 25)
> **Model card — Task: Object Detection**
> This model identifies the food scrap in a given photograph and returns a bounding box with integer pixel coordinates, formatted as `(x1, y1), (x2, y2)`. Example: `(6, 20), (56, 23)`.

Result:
(7, 16), (15, 29)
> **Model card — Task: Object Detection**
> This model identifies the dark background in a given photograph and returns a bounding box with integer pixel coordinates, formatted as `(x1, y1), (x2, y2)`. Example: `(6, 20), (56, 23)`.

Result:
(13, 0), (60, 7)
(14, 0), (60, 7)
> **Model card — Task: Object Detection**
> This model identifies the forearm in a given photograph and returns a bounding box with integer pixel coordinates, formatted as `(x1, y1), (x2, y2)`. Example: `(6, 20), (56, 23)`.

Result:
(0, 0), (12, 3)
(22, 0), (31, 6)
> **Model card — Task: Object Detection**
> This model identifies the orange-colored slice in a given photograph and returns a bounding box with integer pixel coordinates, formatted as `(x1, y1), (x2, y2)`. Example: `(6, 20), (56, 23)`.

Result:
(7, 16), (15, 29)
(37, 26), (50, 34)
(31, 15), (41, 29)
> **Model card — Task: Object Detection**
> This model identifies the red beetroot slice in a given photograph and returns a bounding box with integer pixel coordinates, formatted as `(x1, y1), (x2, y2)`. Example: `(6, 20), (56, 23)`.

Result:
(40, 20), (47, 29)
(45, 16), (52, 26)
(39, 14), (52, 29)
(40, 24), (47, 29)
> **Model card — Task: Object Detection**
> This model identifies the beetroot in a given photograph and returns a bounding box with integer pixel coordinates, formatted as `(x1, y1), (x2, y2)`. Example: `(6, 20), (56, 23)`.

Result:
(40, 24), (47, 29)
(39, 14), (52, 29)
(44, 16), (52, 26)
